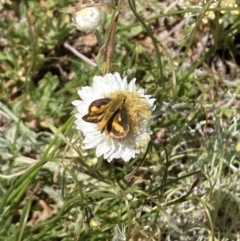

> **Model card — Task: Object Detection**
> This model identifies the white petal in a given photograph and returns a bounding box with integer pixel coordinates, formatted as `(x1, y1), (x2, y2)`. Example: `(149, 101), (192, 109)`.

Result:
(120, 75), (128, 90)
(92, 76), (111, 95)
(78, 87), (93, 100)
(95, 141), (107, 158)
(74, 102), (88, 114)
(128, 78), (136, 91)
(72, 100), (82, 107)
(84, 136), (102, 149)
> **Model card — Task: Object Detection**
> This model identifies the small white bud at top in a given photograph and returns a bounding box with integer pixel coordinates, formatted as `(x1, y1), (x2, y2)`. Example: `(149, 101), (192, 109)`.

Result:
(72, 7), (104, 33)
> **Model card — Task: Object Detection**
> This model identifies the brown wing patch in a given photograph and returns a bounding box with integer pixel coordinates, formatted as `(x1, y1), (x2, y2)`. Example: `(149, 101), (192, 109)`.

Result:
(82, 98), (111, 123)
(107, 109), (129, 138)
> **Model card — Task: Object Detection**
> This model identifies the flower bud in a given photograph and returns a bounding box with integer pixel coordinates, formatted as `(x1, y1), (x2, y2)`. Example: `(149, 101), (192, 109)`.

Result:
(72, 7), (104, 33)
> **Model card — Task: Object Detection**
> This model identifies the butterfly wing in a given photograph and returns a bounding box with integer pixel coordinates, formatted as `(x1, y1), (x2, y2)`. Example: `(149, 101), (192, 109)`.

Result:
(82, 97), (111, 123)
(107, 109), (129, 138)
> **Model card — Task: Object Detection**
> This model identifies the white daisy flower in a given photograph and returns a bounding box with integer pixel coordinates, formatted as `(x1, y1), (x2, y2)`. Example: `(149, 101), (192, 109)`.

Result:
(72, 72), (156, 162)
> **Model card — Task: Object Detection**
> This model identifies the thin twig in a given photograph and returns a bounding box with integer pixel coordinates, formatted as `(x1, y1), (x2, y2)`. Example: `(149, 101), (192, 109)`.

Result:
(64, 42), (97, 67)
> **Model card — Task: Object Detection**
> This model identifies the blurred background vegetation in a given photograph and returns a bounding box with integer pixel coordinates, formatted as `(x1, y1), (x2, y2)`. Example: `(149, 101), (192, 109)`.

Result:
(1, 0), (240, 240)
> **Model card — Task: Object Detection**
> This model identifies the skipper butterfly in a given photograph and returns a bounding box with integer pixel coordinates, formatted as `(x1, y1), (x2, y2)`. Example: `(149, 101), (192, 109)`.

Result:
(82, 93), (129, 138)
